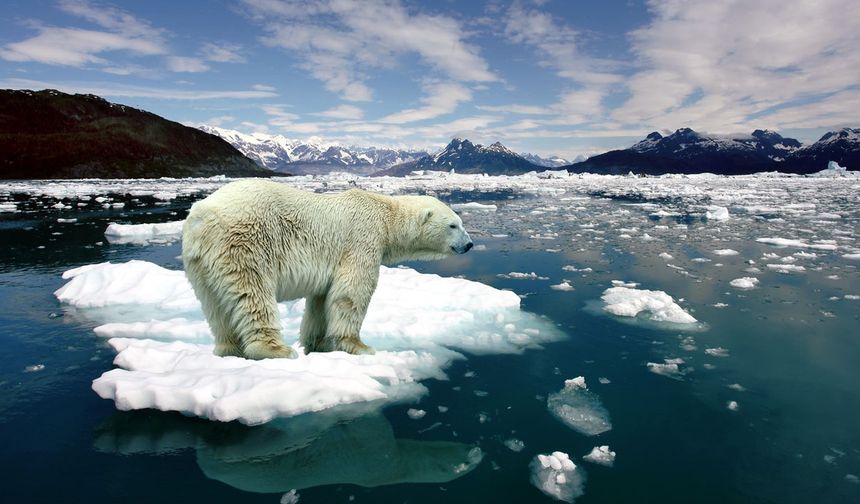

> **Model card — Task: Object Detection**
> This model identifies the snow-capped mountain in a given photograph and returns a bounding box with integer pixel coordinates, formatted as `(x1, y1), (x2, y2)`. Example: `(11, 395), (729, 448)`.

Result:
(520, 152), (571, 168)
(568, 128), (813, 175)
(199, 126), (428, 175)
(784, 128), (860, 172)
(374, 138), (542, 176)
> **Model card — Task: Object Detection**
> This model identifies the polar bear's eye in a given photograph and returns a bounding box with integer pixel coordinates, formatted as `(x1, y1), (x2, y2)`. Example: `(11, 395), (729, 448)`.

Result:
(449, 224), (457, 229)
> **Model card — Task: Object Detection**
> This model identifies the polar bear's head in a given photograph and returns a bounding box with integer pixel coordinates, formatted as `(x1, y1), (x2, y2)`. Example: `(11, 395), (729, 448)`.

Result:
(396, 195), (473, 260)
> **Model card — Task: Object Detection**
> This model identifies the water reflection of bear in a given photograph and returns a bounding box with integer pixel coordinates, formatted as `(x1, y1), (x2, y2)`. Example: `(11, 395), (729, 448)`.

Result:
(95, 408), (483, 492)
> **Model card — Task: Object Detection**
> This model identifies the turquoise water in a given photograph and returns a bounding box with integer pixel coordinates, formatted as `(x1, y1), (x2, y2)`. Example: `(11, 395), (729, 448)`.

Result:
(1, 175), (859, 503)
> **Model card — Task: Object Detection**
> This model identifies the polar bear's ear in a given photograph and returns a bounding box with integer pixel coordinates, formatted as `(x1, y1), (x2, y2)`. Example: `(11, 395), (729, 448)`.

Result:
(420, 208), (433, 224)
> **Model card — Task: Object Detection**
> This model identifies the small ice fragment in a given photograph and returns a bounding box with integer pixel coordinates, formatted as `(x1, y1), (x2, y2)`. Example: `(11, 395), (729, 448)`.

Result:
(547, 379), (611, 436)
(438, 406), (449, 413)
(705, 347), (730, 358)
(564, 376), (587, 390)
(705, 206), (729, 221)
(727, 401), (739, 411)
(730, 277), (759, 289)
(24, 364), (45, 373)
(280, 489), (300, 504)
(407, 408), (427, 420)
(601, 286), (697, 324)
(646, 359), (690, 379)
(582, 445), (616, 467)
(846, 474), (859, 484)
(713, 249), (739, 256)
(659, 252), (673, 260)
(551, 281), (574, 291)
(597, 377), (610, 385)
(530, 451), (585, 503)
(728, 383), (746, 392)
(504, 438), (525, 452)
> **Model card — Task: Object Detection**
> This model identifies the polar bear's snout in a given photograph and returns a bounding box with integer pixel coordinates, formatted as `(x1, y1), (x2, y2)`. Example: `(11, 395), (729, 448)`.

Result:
(451, 228), (473, 254)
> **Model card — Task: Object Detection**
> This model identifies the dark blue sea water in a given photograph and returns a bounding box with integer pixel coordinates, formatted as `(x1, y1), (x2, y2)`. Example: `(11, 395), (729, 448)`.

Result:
(1, 175), (859, 503)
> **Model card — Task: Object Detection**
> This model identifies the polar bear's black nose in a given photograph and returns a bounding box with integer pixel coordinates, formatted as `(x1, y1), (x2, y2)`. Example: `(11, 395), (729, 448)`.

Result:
(465, 242), (473, 252)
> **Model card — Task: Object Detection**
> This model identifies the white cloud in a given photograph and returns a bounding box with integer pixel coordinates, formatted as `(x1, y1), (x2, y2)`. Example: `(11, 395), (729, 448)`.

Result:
(0, 27), (165, 66)
(200, 42), (246, 63)
(244, 0), (496, 102)
(0, 78), (278, 100)
(476, 104), (554, 115)
(312, 104), (365, 120)
(380, 81), (473, 124)
(614, 0), (860, 132)
(166, 56), (210, 73)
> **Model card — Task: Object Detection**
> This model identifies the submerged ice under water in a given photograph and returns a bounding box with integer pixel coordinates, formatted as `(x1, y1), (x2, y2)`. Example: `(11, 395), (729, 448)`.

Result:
(1, 171), (860, 503)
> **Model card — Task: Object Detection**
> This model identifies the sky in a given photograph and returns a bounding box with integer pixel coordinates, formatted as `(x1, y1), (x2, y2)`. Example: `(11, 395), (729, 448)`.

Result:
(1, 0), (859, 159)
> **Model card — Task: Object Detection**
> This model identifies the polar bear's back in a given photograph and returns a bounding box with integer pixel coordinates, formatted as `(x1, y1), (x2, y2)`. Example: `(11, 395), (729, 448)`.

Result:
(183, 179), (385, 300)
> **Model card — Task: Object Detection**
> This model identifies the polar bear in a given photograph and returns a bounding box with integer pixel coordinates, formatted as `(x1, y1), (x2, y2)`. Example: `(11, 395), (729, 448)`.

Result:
(182, 179), (473, 359)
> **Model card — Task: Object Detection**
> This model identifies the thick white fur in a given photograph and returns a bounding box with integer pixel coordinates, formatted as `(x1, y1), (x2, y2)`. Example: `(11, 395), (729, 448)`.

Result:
(182, 179), (472, 359)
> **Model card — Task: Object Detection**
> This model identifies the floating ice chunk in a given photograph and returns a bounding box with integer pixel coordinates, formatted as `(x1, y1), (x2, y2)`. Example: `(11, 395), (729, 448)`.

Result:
(646, 358), (690, 379)
(24, 364), (45, 373)
(565, 376), (587, 390)
(659, 252), (673, 260)
(530, 451), (585, 503)
(280, 490), (300, 504)
(58, 260), (564, 424)
(547, 379), (611, 436)
(766, 264), (806, 274)
(551, 281), (574, 291)
(104, 220), (185, 245)
(504, 438), (525, 452)
(705, 347), (729, 357)
(407, 408), (426, 420)
(611, 280), (639, 288)
(756, 238), (837, 251)
(713, 249), (739, 256)
(582, 445), (616, 467)
(57, 217), (77, 223)
(499, 271), (549, 280)
(0, 202), (17, 212)
(450, 202), (497, 211)
(730, 277), (759, 289)
(601, 286), (697, 325)
(705, 206), (729, 221)
(597, 377), (610, 385)
(727, 401), (739, 411)
(843, 253), (860, 260)
(728, 383), (746, 392)
(846, 474), (860, 484)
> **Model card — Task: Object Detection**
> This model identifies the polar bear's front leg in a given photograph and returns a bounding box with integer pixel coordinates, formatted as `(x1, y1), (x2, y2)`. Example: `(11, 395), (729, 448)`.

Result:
(323, 264), (379, 355)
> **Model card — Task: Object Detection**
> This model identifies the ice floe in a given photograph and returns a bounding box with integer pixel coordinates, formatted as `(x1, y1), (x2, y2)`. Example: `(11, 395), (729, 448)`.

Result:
(600, 286), (698, 325)
(546, 377), (612, 436)
(730, 277), (759, 289)
(582, 445), (616, 467)
(530, 451), (585, 503)
(104, 220), (185, 245)
(646, 358), (690, 379)
(450, 202), (497, 211)
(756, 237), (838, 251)
(56, 260), (563, 424)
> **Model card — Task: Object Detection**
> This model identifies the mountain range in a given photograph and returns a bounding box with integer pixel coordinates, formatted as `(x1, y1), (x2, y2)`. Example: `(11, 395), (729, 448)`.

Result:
(567, 127), (858, 175)
(0, 89), (269, 179)
(373, 137), (544, 176)
(200, 126), (570, 175)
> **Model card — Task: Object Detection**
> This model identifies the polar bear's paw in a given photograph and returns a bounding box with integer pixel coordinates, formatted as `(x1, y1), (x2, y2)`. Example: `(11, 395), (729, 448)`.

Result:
(336, 336), (376, 356)
(242, 340), (298, 360)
